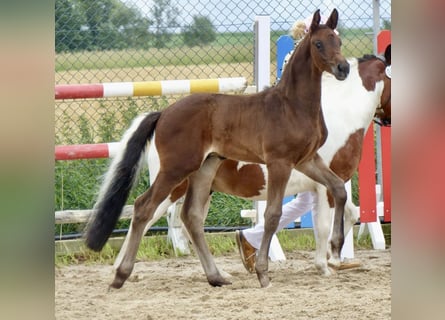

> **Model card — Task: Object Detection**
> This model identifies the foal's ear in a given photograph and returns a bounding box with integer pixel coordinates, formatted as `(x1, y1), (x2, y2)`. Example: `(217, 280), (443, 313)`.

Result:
(309, 9), (321, 33)
(325, 8), (339, 30)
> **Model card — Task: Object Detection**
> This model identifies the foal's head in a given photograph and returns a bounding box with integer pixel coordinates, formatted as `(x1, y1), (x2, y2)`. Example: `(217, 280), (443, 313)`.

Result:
(308, 9), (350, 80)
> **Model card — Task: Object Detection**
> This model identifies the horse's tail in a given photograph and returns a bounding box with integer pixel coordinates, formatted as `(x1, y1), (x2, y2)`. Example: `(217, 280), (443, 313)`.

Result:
(85, 111), (162, 251)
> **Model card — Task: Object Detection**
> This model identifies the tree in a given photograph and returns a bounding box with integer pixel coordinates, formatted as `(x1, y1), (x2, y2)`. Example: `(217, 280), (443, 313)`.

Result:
(55, 0), (86, 52)
(382, 19), (391, 30)
(78, 0), (131, 50)
(150, 0), (179, 48)
(182, 15), (216, 47)
(55, 0), (152, 52)
(109, 1), (152, 50)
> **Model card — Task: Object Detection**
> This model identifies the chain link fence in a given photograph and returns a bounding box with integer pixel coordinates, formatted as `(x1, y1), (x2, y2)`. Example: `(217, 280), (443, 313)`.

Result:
(55, 0), (391, 233)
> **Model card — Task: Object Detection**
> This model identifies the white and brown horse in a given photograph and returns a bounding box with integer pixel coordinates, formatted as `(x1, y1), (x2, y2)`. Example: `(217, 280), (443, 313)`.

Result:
(211, 46), (391, 275)
(85, 9), (350, 288)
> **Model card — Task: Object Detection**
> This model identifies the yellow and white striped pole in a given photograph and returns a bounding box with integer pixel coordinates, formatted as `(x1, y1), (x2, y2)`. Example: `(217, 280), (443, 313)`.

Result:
(55, 77), (247, 99)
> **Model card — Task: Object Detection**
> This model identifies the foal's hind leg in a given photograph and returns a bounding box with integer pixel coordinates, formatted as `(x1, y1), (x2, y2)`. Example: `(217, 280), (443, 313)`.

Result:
(296, 154), (347, 268)
(110, 173), (184, 289)
(180, 156), (230, 286)
(113, 198), (173, 271)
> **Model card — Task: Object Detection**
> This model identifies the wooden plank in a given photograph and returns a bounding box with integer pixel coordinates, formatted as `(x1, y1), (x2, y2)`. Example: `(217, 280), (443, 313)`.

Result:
(358, 123), (377, 223)
(55, 205), (134, 224)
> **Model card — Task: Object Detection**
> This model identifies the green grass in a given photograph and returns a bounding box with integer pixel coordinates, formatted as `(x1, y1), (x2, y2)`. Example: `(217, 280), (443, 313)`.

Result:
(54, 233), (240, 266)
(277, 230), (317, 251)
(276, 228), (375, 252)
(55, 29), (374, 72)
(55, 243), (117, 267)
(55, 45), (254, 72)
(205, 233), (238, 256)
(206, 192), (253, 226)
(55, 32), (255, 72)
(55, 227), (381, 266)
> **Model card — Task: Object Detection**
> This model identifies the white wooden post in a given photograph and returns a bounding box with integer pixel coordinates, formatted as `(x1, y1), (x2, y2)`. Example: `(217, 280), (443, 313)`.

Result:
(254, 15), (270, 92)
(253, 15), (285, 262)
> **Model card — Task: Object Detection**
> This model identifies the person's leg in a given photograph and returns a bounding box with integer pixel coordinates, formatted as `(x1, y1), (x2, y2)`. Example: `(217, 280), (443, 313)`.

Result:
(236, 191), (316, 273)
(243, 191), (316, 249)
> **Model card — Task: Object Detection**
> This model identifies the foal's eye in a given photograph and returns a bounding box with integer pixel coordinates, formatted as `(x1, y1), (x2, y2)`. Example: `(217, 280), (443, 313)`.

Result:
(315, 41), (322, 49)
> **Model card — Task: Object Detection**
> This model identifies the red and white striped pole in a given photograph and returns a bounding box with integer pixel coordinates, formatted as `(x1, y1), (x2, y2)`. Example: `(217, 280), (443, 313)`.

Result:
(55, 142), (120, 160)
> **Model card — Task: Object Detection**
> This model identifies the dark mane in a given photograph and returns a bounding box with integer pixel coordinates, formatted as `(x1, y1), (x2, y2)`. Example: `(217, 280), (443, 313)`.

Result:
(358, 54), (377, 62)
(358, 53), (387, 65)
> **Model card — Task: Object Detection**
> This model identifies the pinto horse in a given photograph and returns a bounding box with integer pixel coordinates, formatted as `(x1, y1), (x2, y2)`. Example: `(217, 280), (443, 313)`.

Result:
(210, 48), (391, 275)
(85, 9), (350, 289)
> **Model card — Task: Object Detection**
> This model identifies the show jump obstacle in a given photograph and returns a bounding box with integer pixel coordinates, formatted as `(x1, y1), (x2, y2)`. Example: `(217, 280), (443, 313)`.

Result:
(55, 77), (247, 100)
(55, 77), (247, 161)
(55, 76), (247, 254)
(55, 18), (391, 259)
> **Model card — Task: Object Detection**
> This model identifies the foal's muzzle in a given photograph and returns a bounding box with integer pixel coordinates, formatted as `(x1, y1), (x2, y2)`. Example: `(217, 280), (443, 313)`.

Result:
(333, 61), (350, 80)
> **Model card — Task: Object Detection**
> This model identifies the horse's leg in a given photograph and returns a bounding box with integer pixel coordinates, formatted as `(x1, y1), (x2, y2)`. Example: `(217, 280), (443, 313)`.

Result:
(114, 145), (175, 270)
(326, 198), (359, 266)
(296, 154), (347, 268)
(180, 156), (231, 286)
(311, 185), (335, 276)
(255, 161), (292, 288)
(113, 198), (173, 270)
(179, 191), (232, 280)
(110, 172), (185, 289)
(343, 199), (359, 238)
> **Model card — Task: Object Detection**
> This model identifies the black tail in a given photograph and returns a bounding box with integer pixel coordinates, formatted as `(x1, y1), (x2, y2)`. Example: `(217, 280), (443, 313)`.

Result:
(85, 112), (161, 251)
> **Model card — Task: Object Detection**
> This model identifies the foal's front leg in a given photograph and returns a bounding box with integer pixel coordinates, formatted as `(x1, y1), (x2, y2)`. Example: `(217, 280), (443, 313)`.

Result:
(255, 161), (292, 288)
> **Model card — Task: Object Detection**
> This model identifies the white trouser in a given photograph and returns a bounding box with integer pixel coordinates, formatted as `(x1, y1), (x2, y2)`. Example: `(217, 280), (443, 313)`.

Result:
(243, 191), (316, 249)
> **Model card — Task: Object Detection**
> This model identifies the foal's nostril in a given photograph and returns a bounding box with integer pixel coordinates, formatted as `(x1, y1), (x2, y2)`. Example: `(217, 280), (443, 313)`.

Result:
(338, 62), (350, 75)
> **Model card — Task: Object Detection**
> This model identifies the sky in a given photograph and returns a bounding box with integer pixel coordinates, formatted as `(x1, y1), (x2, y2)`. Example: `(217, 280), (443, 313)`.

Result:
(124, 0), (391, 33)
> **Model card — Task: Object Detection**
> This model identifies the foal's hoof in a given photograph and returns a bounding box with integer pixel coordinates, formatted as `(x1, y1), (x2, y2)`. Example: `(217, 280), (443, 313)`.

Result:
(110, 279), (125, 289)
(257, 273), (271, 288)
(208, 276), (232, 287)
(108, 283), (121, 292)
(109, 270), (128, 289)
